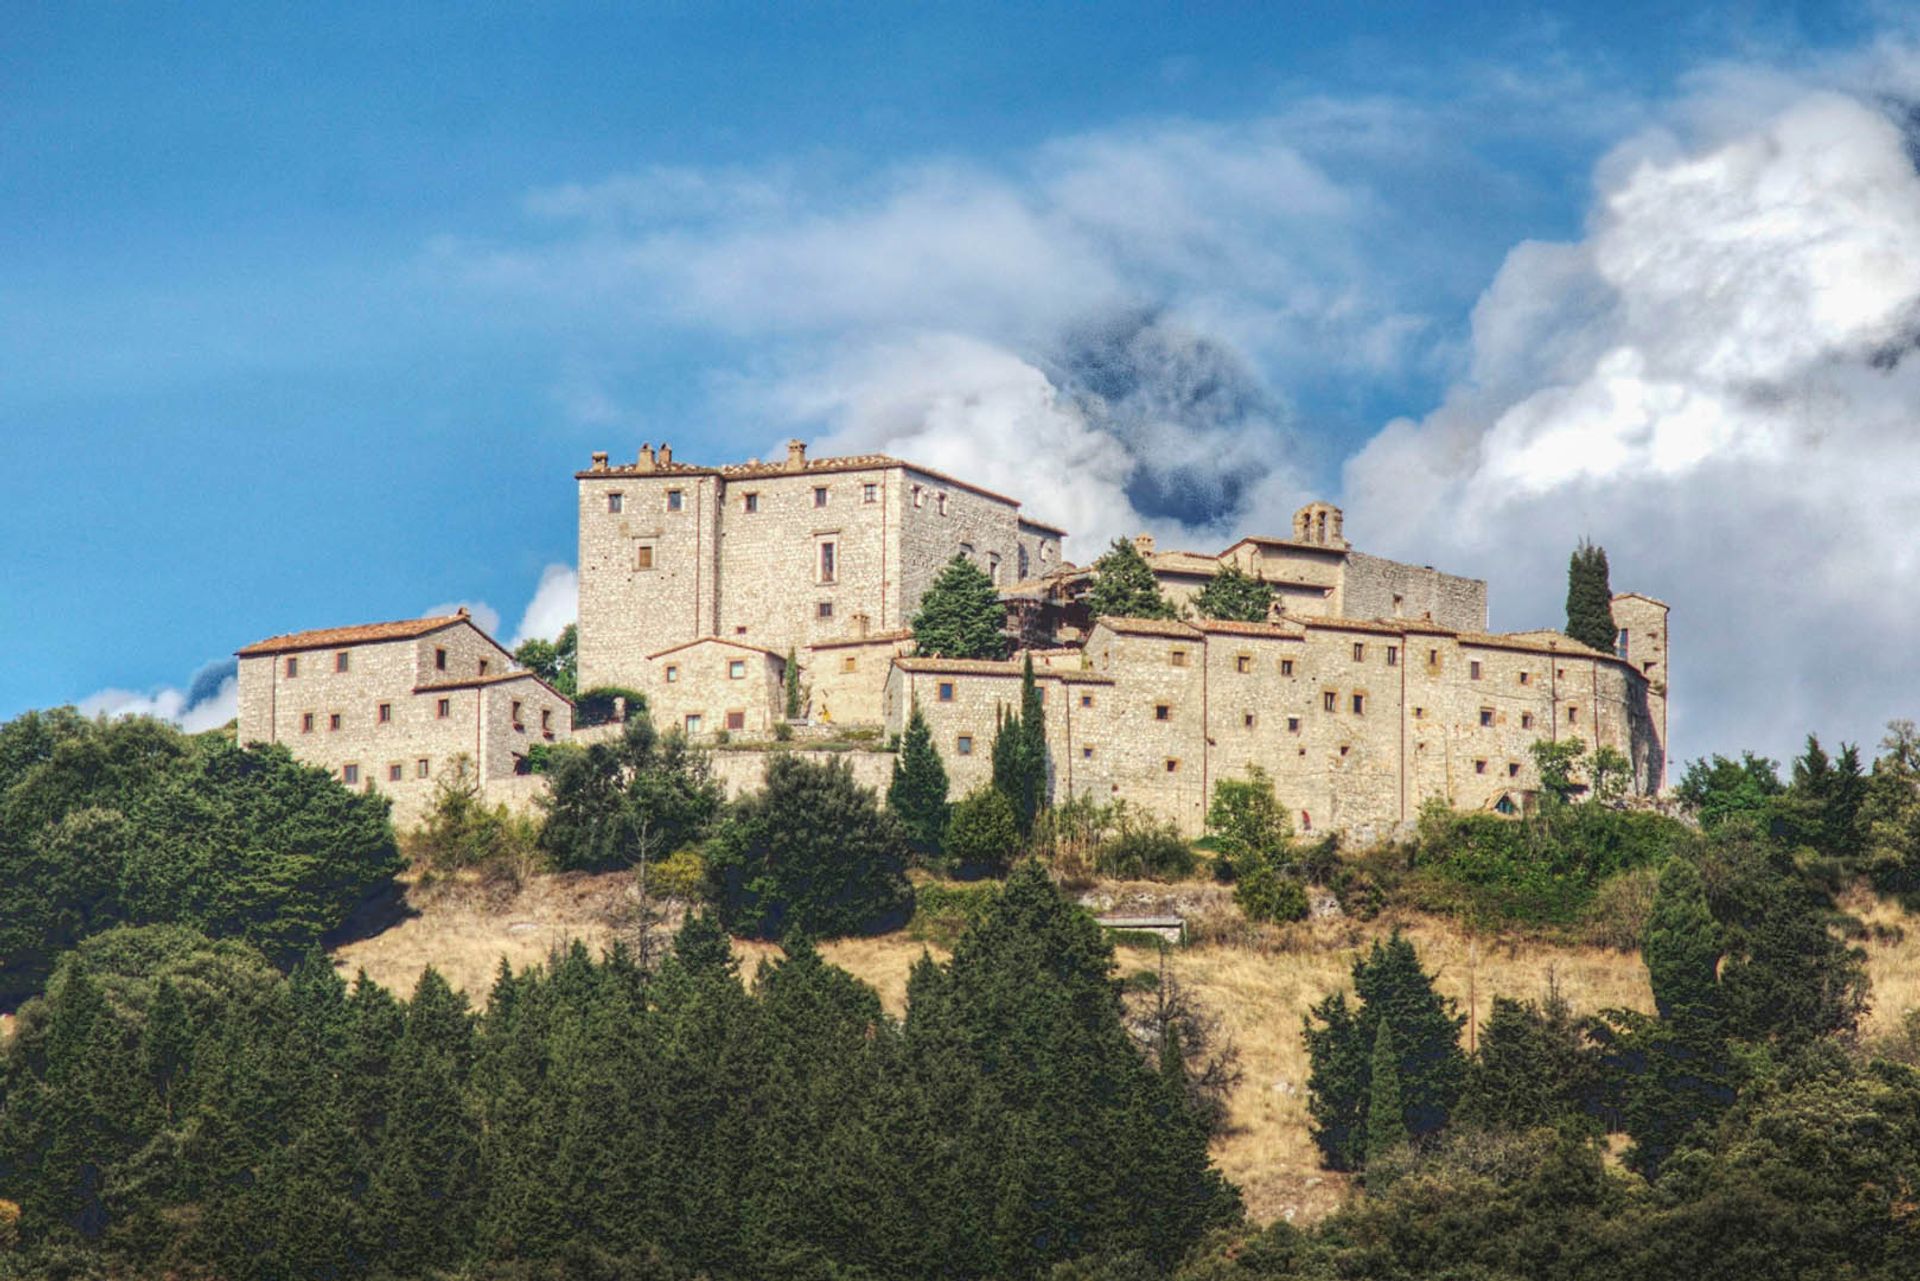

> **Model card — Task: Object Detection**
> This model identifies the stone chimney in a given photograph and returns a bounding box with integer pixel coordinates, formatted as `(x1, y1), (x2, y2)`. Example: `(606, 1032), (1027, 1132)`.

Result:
(851, 611), (870, 640)
(785, 439), (808, 471)
(658, 443), (673, 466)
(637, 443), (655, 472)
(590, 451), (609, 470)
(1133, 533), (1156, 557)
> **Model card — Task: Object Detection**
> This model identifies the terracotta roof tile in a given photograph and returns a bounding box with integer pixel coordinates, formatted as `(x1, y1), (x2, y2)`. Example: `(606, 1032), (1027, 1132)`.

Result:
(1192, 619), (1304, 638)
(807, 629), (915, 651)
(237, 614), (470, 657)
(414, 670), (572, 703)
(894, 657), (1113, 683)
(1091, 616), (1203, 639)
(646, 636), (789, 661)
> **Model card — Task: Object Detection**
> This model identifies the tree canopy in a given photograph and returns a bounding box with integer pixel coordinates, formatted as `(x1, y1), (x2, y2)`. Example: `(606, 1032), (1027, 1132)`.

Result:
(911, 554), (1008, 659)
(1192, 563), (1275, 622)
(1086, 537), (1178, 620)
(1564, 538), (1618, 653)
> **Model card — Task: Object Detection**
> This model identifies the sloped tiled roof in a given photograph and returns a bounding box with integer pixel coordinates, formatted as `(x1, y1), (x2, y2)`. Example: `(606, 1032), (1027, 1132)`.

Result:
(1192, 618), (1305, 639)
(893, 657), (1113, 684)
(580, 448), (1053, 515)
(646, 636), (788, 662)
(414, 670), (572, 703)
(1090, 616), (1203, 639)
(236, 613), (470, 657)
(807, 629), (915, 651)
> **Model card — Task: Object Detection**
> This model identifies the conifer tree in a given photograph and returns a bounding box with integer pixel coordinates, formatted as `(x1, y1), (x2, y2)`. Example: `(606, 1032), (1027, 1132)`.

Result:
(1086, 537), (1179, 620)
(1193, 562), (1275, 622)
(1017, 652), (1047, 831)
(1564, 539), (1618, 653)
(783, 648), (802, 719)
(887, 699), (950, 857)
(1365, 1019), (1407, 1169)
(1644, 856), (1720, 1026)
(911, 554), (1008, 659)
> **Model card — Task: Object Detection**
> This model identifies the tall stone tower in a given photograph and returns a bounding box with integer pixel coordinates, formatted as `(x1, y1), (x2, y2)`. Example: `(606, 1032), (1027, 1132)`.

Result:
(1610, 592), (1669, 790)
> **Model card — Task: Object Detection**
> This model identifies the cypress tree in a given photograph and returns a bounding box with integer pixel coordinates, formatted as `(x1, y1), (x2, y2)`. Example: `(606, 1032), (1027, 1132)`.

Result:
(1564, 539), (1618, 653)
(990, 705), (1024, 829)
(1644, 856), (1720, 1026)
(1017, 652), (1047, 833)
(911, 554), (1008, 659)
(1365, 1019), (1407, 1169)
(887, 699), (950, 858)
(783, 648), (802, 719)
(1086, 537), (1178, 620)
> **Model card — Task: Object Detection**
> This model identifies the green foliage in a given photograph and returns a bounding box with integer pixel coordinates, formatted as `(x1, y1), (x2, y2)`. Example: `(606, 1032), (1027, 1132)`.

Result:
(944, 786), (1021, 874)
(1455, 987), (1602, 1135)
(783, 647), (802, 719)
(648, 846), (707, 900)
(1085, 538), (1179, 620)
(986, 653), (1049, 838)
(512, 623), (578, 699)
(571, 684), (647, 729)
(537, 712), (722, 872)
(911, 554), (1008, 659)
(1364, 1019), (1407, 1170)
(704, 752), (915, 939)
(907, 880), (1003, 946)
(1093, 804), (1197, 881)
(1864, 720), (1920, 895)
(1233, 864), (1309, 924)
(1191, 563), (1274, 622)
(1644, 855), (1720, 1025)
(407, 754), (542, 880)
(1564, 537), (1617, 653)
(1677, 749), (1785, 830)
(888, 699), (949, 858)
(0, 711), (400, 1001)
(1206, 765), (1290, 879)
(1303, 930), (1465, 1171)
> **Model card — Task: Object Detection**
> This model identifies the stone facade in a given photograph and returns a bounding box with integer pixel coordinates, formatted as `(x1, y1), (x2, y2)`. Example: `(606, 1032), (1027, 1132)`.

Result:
(235, 612), (572, 828)
(641, 638), (788, 740)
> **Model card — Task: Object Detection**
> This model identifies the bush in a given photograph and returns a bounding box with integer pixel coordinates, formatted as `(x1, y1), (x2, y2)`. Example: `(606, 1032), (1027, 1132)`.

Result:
(538, 714), (722, 872)
(772, 721), (793, 743)
(647, 847), (707, 901)
(704, 753), (914, 939)
(572, 686), (647, 729)
(908, 880), (1003, 946)
(944, 787), (1020, 875)
(1094, 804), (1196, 881)
(1234, 864), (1309, 923)
(406, 755), (543, 882)
(1206, 766), (1290, 880)
(1034, 793), (1114, 883)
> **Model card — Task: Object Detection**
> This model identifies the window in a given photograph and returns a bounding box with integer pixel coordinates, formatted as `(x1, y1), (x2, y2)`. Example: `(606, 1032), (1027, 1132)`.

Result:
(1323, 691), (1337, 713)
(1170, 648), (1189, 668)
(1339, 745), (1350, 757)
(636, 545), (655, 570)
(1428, 648), (1440, 665)
(1474, 759), (1487, 775)
(818, 541), (836, 583)
(300, 712), (314, 733)
(1353, 642), (1366, 662)
(1508, 762), (1521, 777)
(335, 651), (350, 673)
(342, 764), (359, 785)
(816, 601), (834, 619)
(667, 489), (683, 511)
(511, 699), (523, 726)
(416, 758), (430, 778)
(1617, 627), (1631, 658)
(285, 656), (298, 678)
(541, 709), (552, 732)
(1281, 659), (1295, 677)
(960, 541), (975, 560)
(1351, 693), (1365, 715)
(735, 626), (747, 635)
(437, 698), (451, 719)
(1413, 706), (1425, 719)
(685, 714), (703, 734)
(862, 483), (877, 503)
(1287, 716), (1301, 733)
(1568, 705), (1580, 724)
(1470, 660), (1483, 680)
(478, 659), (489, 676)
(1479, 708), (1494, 727)
(1079, 692), (1093, 708)
(329, 712), (342, 732)
(435, 647), (448, 671)
(665, 665), (680, 683)
(377, 702), (391, 724)
(388, 763), (404, 782)
(1081, 745), (1094, 759)
(1165, 758), (1180, 773)
(814, 486), (829, 508)
(1155, 703), (1171, 721)
(957, 735), (974, 756)
(988, 553), (1001, 583)
(842, 655), (857, 673)
(937, 493), (948, 515)
(1520, 712), (1534, 730)
(938, 682), (955, 702)
(607, 492), (623, 514)
(1387, 646), (1399, 667)
(912, 485), (924, 508)
(743, 492), (760, 513)
(726, 710), (746, 731)
(728, 660), (746, 679)
(1243, 711), (1256, 729)
(1018, 546), (1030, 578)
(1518, 670), (1531, 685)
(1235, 654), (1253, 674)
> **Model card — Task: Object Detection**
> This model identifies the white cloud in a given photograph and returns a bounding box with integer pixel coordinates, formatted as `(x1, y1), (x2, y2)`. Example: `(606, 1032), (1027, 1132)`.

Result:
(80, 668), (237, 734)
(1343, 64), (1920, 762)
(511, 564), (579, 647)
(421, 599), (502, 638)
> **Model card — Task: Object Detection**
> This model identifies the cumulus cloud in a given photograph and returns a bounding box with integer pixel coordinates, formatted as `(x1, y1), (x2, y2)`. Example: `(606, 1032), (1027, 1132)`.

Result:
(1344, 63), (1920, 761)
(80, 658), (238, 733)
(511, 564), (579, 646)
(421, 599), (502, 638)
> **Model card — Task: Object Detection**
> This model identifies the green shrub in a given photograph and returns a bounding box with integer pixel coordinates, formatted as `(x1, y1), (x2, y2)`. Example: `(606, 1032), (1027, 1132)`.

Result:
(407, 755), (543, 882)
(648, 847), (707, 901)
(1094, 804), (1196, 881)
(1234, 864), (1309, 923)
(773, 720), (794, 742)
(908, 880), (1003, 946)
(573, 685), (647, 729)
(944, 786), (1020, 874)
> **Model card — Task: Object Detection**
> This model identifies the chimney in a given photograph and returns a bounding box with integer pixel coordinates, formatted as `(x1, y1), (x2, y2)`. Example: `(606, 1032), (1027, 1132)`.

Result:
(658, 443), (672, 466)
(637, 443), (655, 472)
(1133, 533), (1155, 556)
(590, 451), (609, 470)
(785, 439), (807, 471)
(852, 611), (870, 640)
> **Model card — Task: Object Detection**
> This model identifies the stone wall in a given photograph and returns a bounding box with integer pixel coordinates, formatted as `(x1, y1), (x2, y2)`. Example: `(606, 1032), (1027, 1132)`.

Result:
(1341, 550), (1489, 632)
(640, 639), (785, 740)
(575, 466), (722, 693)
(706, 747), (896, 800)
(804, 631), (914, 726)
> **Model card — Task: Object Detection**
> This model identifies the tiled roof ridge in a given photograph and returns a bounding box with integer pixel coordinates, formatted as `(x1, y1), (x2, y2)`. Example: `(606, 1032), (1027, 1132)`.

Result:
(237, 613), (470, 657)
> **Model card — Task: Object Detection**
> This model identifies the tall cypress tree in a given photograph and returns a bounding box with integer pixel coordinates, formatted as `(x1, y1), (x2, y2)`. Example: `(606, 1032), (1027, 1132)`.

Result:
(1564, 539), (1618, 653)
(1644, 856), (1720, 1026)
(783, 648), (802, 719)
(1365, 1019), (1407, 1169)
(888, 699), (950, 858)
(1017, 653), (1047, 834)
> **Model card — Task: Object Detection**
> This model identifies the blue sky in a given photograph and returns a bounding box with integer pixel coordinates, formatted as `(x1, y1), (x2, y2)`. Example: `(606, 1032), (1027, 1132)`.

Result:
(4, 2), (1913, 762)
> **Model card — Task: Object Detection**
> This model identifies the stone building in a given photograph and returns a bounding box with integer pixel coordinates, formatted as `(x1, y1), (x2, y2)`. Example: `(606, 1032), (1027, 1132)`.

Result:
(235, 610), (572, 827)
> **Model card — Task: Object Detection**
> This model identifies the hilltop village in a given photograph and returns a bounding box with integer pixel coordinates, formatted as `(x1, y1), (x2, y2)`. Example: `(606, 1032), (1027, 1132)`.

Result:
(237, 440), (1669, 835)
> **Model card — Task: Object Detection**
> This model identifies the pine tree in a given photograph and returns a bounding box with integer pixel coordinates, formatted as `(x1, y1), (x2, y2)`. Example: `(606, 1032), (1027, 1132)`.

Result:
(1086, 538), (1179, 620)
(1644, 856), (1720, 1026)
(1365, 1019), (1407, 1169)
(1192, 563), (1275, 622)
(1564, 539), (1618, 653)
(911, 554), (1008, 659)
(887, 699), (949, 858)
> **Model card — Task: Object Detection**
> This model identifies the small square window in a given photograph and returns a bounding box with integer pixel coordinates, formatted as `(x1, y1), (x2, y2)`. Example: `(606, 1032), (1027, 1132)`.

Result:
(478, 659), (489, 676)
(1518, 671), (1531, 685)
(1081, 745), (1094, 759)
(1351, 694), (1365, 715)
(1165, 758), (1180, 773)
(1470, 660), (1483, 680)
(1387, 646), (1399, 667)
(665, 665), (680, 683)
(839, 655), (856, 673)
(862, 483), (878, 503)
(1323, 691), (1337, 713)
(938, 682), (955, 702)
(685, 714), (703, 734)
(814, 486), (828, 508)
(335, 651), (350, 673)
(437, 698), (451, 719)
(726, 711), (746, 731)
(667, 489), (683, 511)
(1281, 659), (1295, 677)
(285, 656), (299, 678)
(743, 492), (760, 513)
(1154, 703), (1171, 721)
(342, 764), (359, 785)
(817, 601), (834, 619)
(1475, 759), (1487, 775)
(636, 545), (655, 570)
(957, 735), (974, 756)
(728, 660), (746, 679)
(1287, 716), (1301, 733)
(1414, 706), (1425, 719)
(1508, 762), (1521, 777)
(1479, 708), (1494, 727)
(1353, 642), (1366, 662)
(377, 702), (391, 724)
(1243, 712), (1256, 729)
(1080, 693), (1093, 708)
(416, 758), (430, 778)
(1170, 648), (1188, 668)
(301, 712), (314, 733)
(1568, 705), (1580, 723)
(1340, 745), (1350, 757)
(1521, 712), (1534, 730)
(607, 492), (624, 514)
(388, 763), (404, 782)
(1235, 654), (1252, 674)
(435, 648), (448, 671)
(329, 712), (342, 731)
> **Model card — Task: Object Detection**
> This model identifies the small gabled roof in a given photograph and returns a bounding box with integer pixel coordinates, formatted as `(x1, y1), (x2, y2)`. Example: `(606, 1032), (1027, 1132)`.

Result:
(414, 670), (572, 703)
(1191, 618), (1305, 639)
(807, 629), (914, 651)
(1090, 616), (1202, 639)
(646, 636), (788, 662)
(238, 612), (471, 657)
(1611, 591), (1670, 608)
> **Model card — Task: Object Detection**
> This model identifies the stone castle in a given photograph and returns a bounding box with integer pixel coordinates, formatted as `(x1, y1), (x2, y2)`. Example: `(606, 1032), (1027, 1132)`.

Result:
(237, 438), (1668, 836)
